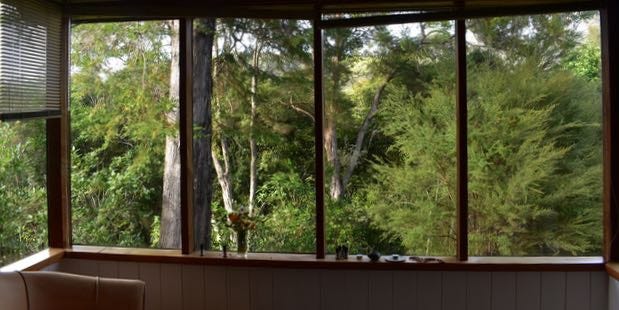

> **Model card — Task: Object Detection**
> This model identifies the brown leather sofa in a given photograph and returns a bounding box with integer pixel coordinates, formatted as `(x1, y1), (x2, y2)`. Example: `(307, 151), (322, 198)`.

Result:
(0, 271), (145, 310)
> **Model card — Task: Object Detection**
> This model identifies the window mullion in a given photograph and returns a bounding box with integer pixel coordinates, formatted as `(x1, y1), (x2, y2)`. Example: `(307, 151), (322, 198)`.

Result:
(48, 15), (71, 249)
(601, 3), (619, 262)
(314, 10), (326, 259)
(180, 18), (195, 255)
(456, 18), (468, 261)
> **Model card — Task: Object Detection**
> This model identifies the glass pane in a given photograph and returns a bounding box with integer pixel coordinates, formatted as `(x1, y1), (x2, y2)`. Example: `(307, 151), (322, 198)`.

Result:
(71, 20), (180, 248)
(466, 12), (602, 256)
(323, 22), (457, 257)
(0, 120), (47, 266)
(192, 18), (315, 254)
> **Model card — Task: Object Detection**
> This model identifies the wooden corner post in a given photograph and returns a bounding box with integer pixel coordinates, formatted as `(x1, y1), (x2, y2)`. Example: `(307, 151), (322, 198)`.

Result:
(314, 8), (326, 259)
(456, 19), (468, 261)
(48, 15), (71, 249)
(602, 1), (619, 262)
(180, 18), (195, 255)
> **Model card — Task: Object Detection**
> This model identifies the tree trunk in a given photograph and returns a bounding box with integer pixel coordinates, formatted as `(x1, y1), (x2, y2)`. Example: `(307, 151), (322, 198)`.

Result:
(324, 117), (343, 200)
(342, 74), (395, 189)
(248, 43), (261, 216)
(212, 136), (235, 214)
(325, 30), (344, 201)
(193, 18), (216, 250)
(161, 20), (181, 249)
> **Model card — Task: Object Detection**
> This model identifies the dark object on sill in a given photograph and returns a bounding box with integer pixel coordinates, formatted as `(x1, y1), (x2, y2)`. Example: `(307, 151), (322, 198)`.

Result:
(356, 254), (364, 260)
(409, 256), (445, 263)
(368, 250), (381, 262)
(336, 245), (348, 260)
(385, 254), (406, 263)
(200, 244), (204, 257)
(223, 245), (227, 258)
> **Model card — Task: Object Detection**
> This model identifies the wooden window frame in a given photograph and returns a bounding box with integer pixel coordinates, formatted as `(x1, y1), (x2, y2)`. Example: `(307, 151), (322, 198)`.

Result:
(38, 0), (619, 269)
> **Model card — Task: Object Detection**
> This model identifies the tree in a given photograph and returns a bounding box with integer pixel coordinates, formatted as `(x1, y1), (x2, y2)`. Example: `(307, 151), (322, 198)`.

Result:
(161, 21), (182, 249)
(0, 121), (47, 266)
(365, 15), (602, 256)
(193, 18), (216, 249)
(71, 21), (173, 248)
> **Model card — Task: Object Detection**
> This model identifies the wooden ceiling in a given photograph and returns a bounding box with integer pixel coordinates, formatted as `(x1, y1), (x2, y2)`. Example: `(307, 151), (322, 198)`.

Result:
(55, 0), (603, 22)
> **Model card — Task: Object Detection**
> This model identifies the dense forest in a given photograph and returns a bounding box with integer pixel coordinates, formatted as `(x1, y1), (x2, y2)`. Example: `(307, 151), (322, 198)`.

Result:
(0, 12), (603, 266)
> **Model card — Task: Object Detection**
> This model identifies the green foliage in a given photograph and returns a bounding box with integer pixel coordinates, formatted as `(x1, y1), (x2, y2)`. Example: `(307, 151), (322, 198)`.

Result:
(366, 38), (601, 256)
(0, 121), (47, 266)
(70, 21), (172, 248)
(565, 42), (601, 81)
(2, 13), (603, 263)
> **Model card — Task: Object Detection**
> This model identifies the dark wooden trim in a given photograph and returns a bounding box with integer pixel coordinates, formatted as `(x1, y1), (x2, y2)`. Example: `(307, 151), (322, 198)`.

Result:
(67, 5), (313, 22)
(455, 19), (468, 261)
(66, 1), (600, 24)
(607, 263), (619, 280)
(0, 249), (65, 272)
(602, 1), (619, 262)
(180, 18), (195, 255)
(318, 2), (600, 29)
(48, 15), (71, 249)
(313, 12), (326, 259)
(62, 246), (605, 271)
(1, 110), (61, 122)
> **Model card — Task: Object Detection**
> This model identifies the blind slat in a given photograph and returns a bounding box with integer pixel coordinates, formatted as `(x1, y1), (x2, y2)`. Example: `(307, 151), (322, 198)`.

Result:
(0, 0), (62, 118)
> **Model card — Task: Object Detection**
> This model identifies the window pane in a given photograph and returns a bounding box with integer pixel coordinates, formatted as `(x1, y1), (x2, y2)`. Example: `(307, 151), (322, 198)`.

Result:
(193, 18), (315, 254)
(71, 21), (180, 248)
(323, 22), (457, 257)
(0, 120), (47, 266)
(466, 12), (602, 256)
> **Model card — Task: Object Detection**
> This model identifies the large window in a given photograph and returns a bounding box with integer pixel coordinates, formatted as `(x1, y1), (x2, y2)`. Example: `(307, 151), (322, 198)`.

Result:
(0, 0), (59, 267)
(466, 12), (602, 256)
(0, 3), (605, 265)
(322, 22), (457, 256)
(70, 21), (180, 248)
(64, 12), (604, 258)
(0, 120), (47, 266)
(192, 18), (316, 253)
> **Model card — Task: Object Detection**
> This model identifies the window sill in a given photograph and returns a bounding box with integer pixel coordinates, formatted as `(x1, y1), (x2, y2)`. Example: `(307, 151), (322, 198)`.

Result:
(63, 246), (604, 271)
(0, 248), (64, 272)
(606, 262), (619, 280)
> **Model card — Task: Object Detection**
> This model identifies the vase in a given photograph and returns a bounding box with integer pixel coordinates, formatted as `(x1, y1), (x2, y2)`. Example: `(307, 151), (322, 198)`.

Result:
(236, 229), (248, 258)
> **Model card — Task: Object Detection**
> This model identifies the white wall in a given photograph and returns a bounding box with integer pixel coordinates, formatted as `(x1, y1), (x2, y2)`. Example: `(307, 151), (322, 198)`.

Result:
(45, 259), (609, 310)
(610, 277), (619, 310)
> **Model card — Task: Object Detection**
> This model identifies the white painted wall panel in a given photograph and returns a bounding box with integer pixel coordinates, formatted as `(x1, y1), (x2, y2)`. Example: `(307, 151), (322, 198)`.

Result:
(181, 264), (204, 310)
(467, 272), (491, 310)
(491, 272), (516, 310)
(77, 258), (99, 276)
(139, 263), (162, 310)
(49, 259), (610, 310)
(516, 272), (541, 310)
(417, 271), (442, 310)
(98, 260), (118, 278)
(589, 272), (607, 310)
(566, 272), (590, 310)
(205, 266), (227, 310)
(249, 268), (273, 310)
(160, 264), (182, 310)
(228, 267), (251, 310)
(442, 271), (466, 310)
(117, 261), (139, 279)
(41, 262), (59, 271)
(273, 269), (320, 310)
(321, 270), (368, 310)
(540, 272), (566, 310)
(609, 277), (619, 310)
(393, 271), (417, 310)
(368, 271), (393, 310)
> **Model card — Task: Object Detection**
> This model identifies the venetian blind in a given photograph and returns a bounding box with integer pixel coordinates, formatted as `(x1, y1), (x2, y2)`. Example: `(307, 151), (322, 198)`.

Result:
(0, 0), (62, 120)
